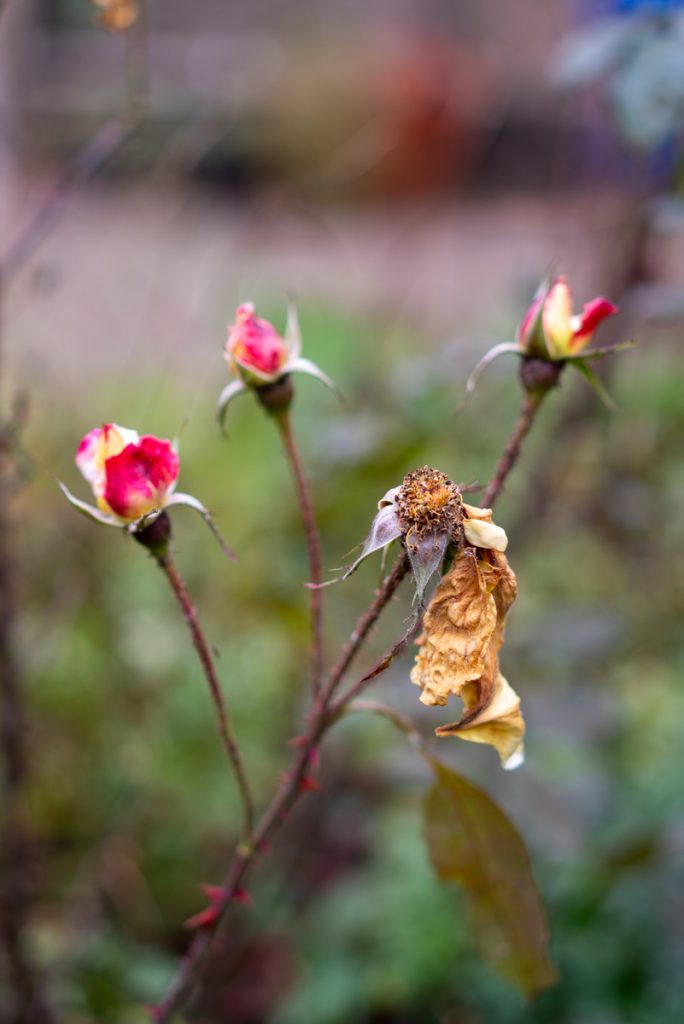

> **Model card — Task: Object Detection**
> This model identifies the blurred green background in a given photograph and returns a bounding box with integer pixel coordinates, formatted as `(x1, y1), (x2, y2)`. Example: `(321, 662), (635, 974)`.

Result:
(2, 1), (684, 1022)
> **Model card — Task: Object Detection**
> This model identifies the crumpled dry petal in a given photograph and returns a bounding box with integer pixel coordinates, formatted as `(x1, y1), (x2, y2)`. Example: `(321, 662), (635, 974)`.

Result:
(411, 549), (525, 769)
(463, 504), (508, 552)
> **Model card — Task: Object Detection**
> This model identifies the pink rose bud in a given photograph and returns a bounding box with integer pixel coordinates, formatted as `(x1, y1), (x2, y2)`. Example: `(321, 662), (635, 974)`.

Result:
(217, 300), (340, 426)
(517, 277), (618, 360)
(75, 424), (179, 523)
(64, 423), (234, 555)
(225, 303), (290, 385)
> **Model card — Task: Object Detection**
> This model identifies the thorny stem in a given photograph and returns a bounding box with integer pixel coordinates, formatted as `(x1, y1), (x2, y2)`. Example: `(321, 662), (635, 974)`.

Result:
(155, 551), (255, 840)
(153, 554), (409, 1021)
(481, 390), (545, 510)
(153, 344), (560, 1017)
(275, 410), (325, 694)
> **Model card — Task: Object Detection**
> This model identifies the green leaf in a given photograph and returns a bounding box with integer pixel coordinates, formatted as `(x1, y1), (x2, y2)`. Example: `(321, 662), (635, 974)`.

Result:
(423, 759), (558, 997)
(572, 358), (618, 412)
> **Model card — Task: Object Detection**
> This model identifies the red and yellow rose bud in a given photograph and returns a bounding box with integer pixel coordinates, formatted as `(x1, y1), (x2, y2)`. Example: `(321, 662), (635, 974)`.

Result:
(517, 276), (618, 360)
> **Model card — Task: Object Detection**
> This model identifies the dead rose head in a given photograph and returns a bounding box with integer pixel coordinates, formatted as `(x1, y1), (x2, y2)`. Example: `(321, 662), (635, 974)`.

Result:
(346, 466), (523, 770)
(344, 466), (507, 605)
(217, 302), (339, 425)
(60, 424), (231, 552)
(467, 275), (630, 408)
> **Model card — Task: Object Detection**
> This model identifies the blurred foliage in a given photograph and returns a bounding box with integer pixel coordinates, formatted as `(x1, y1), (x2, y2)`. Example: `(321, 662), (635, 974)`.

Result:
(4, 300), (684, 1022)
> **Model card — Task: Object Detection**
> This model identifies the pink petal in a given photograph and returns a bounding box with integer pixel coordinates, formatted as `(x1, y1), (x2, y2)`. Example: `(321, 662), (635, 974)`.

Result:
(103, 436), (179, 521)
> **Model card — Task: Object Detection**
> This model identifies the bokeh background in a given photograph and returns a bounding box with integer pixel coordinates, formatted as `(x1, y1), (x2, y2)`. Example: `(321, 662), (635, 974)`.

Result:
(1, 1), (684, 1021)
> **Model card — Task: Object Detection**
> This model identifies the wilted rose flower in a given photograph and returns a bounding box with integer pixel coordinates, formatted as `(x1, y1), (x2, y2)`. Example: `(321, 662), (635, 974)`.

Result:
(517, 276), (618, 360)
(466, 275), (630, 407)
(61, 424), (229, 549)
(217, 301), (339, 425)
(341, 466), (508, 606)
(412, 547), (525, 770)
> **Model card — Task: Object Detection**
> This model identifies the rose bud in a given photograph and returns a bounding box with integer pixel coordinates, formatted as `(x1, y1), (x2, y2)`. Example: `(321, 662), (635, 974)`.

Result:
(517, 276), (618, 360)
(465, 275), (631, 408)
(60, 423), (233, 555)
(217, 301), (340, 425)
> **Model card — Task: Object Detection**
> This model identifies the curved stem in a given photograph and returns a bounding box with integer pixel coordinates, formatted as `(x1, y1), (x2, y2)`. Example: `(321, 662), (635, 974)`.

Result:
(153, 554), (409, 1020)
(481, 391), (544, 510)
(155, 552), (254, 840)
(275, 411), (325, 694)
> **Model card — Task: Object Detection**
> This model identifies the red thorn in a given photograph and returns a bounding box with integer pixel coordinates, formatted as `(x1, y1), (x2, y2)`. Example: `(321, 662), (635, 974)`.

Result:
(200, 884), (224, 903)
(233, 887), (253, 906)
(300, 775), (323, 794)
(184, 904), (219, 931)
(288, 735), (307, 748)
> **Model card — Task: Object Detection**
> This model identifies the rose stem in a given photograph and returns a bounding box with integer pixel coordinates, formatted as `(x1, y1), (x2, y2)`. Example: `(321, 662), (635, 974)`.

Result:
(155, 550), (255, 840)
(152, 554), (409, 1021)
(481, 390), (545, 510)
(274, 409), (325, 694)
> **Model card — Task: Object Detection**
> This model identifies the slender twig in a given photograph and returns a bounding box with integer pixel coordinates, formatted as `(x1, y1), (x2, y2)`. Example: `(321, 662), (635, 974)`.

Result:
(153, 554), (409, 1020)
(481, 390), (545, 510)
(327, 615), (419, 718)
(275, 410), (325, 693)
(155, 551), (255, 840)
(324, 554), (410, 697)
(342, 699), (426, 755)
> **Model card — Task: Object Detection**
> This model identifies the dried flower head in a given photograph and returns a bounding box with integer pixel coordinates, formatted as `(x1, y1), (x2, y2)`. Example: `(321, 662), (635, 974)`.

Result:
(412, 547), (525, 770)
(343, 466), (507, 605)
(217, 301), (339, 425)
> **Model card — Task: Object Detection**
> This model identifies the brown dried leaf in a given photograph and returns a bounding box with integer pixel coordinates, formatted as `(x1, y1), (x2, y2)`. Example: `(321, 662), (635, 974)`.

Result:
(410, 549), (498, 707)
(424, 759), (558, 996)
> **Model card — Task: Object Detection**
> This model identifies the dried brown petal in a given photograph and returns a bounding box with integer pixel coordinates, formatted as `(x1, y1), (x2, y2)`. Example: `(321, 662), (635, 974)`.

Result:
(412, 548), (525, 768)
(410, 550), (498, 707)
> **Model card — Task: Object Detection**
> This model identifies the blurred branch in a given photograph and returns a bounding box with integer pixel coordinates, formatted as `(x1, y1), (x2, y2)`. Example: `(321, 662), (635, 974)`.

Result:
(0, 66), (145, 1021)
(0, 274), (54, 1021)
(1, 118), (137, 284)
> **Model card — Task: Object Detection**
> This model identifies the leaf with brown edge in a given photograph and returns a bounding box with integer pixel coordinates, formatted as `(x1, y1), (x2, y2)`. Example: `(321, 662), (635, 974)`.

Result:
(423, 758), (558, 997)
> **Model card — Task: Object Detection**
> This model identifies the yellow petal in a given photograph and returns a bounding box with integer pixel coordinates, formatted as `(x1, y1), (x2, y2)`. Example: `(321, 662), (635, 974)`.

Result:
(463, 517), (508, 552)
(542, 277), (574, 358)
(437, 673), (525, 769)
